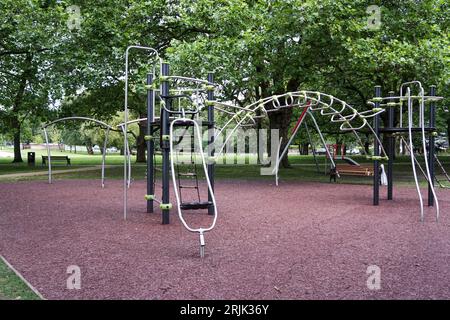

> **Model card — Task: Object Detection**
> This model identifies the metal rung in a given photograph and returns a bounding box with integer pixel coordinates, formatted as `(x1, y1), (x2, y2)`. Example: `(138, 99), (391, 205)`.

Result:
(179, 185), (198, 189)
(178, 172), (197, 177)
(180, 201), (213, 210)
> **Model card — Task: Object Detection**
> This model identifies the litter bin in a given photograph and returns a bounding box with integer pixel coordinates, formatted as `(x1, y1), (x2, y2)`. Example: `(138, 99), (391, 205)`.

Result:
(27, 152), (35, 166)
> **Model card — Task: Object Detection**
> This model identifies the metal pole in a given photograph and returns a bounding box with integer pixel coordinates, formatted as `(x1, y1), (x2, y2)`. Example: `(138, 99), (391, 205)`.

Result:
(304, 121), (320, 173)
(373, 85), (381, 206)
(387, 91), (395, 200)
(161, 63), (171, 224)
(128, 136), (132, 188)
(101, 127), (110, 188)
(123, 45), (159, 221)
(307, 111), (336, 171)
(428, 85), (436, 207)
(407, 88), (425, 221)
(207, 72), (215, 215)
(42, 117), (113, 187)
(43, 127), (52, 184)
(278, 106), (309, 161)
(124, 49), (130, 220)
(147, 73), (154, 213)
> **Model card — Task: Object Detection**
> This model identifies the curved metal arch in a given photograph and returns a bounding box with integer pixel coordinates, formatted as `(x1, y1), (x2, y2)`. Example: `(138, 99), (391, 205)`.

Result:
(212, 91), (388, 162)
(164, 75), (216, 86)
(124, 46), (161, 220)
(42, 116), (113, 187)
(42, 116), (114, 130)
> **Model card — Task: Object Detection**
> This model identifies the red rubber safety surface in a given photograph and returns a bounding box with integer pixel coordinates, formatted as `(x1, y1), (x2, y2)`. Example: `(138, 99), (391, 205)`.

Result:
(0, 179), (449, 300)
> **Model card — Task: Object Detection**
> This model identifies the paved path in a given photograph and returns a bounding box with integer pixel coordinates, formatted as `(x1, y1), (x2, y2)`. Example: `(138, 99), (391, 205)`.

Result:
(0, 165), (112, 180)
(0, 151), (13, 158)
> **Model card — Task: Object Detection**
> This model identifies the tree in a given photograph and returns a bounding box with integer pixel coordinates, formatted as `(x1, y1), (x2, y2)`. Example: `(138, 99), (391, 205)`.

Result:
(0, 0), (73, 162)
(167, 0), (449, 165)
(51, 0), (217, 162)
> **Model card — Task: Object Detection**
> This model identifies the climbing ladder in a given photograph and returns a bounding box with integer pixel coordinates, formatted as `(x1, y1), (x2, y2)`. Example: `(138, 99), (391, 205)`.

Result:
(173, 130), (213, 210)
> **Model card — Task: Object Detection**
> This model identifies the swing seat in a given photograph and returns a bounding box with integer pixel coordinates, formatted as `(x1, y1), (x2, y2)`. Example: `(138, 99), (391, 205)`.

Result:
(180, 201), (213, 210)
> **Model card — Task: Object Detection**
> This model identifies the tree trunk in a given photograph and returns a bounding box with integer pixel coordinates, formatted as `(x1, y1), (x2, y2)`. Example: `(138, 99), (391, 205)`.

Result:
(11, 53), (32, 163)
(256, 108), (262, 164)
(447, 117), (450, 145)
(301, 142), (309, 155)
(268, 107), (294, 168)
(86, 144), (94, 155)
(364, 133), (370, 154)
(254, 68), (270, 165)
(266, 78), (300, 168)
(12, 117), (23, 163)
(136, 121), (146, 163)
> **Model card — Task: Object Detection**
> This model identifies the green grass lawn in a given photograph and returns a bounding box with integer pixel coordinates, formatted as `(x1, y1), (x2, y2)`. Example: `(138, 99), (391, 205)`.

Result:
(1, 148), (450, 188)
(0, 147), (129, 176)
(0, 147), (128, 166)
(0, 258), (41, 300)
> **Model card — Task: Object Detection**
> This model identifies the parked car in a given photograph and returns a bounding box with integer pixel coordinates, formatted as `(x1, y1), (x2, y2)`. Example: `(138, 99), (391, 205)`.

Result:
(348, 148), (361, 155)
(315, 147), (327, 155)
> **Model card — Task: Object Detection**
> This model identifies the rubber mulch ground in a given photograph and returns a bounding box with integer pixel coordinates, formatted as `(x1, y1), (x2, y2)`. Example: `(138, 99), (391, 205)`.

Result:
(0, 179), (449, 299)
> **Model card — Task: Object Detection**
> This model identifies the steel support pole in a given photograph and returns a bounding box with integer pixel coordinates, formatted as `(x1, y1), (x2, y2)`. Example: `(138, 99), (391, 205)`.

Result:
(428, 85), (436, 206)
(387, 91), (395, 200)
(147, 73), (154, 213)
(161, 63), (170, 224)
(373, 86), (381, 206)
(207, 72), (215, 215)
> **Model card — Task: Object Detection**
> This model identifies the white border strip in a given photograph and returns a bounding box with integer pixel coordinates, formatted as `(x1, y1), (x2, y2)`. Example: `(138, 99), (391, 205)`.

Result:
(0, 255), (46, 300)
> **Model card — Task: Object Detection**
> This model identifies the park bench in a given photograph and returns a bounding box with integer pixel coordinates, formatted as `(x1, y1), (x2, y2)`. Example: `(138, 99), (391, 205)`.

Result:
(330, 164), (374, 182)
(42, 155), (71, 166)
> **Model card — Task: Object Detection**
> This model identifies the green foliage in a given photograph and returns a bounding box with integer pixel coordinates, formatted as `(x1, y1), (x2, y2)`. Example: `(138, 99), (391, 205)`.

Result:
(167, 0), (449, 146)
(0, 0), (448, 157)
(0, 258), (40, 300)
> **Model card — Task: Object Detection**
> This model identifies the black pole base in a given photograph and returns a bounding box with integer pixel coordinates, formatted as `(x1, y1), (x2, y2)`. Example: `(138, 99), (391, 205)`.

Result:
(162, 210), (170, 225)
